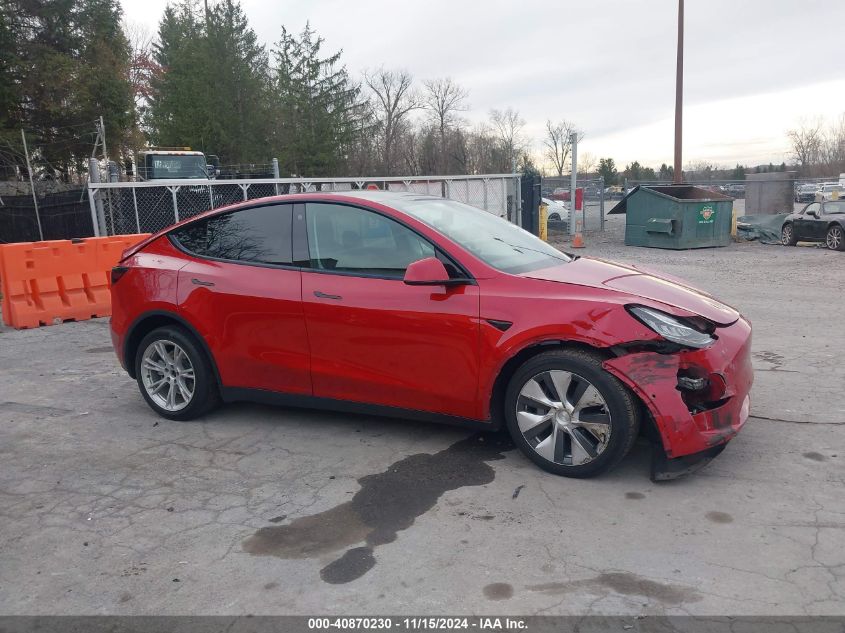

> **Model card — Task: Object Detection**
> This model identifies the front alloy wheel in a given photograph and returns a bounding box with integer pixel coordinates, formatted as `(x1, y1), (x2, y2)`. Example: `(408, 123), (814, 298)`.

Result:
(516, 370), (611, 466)
(504, 349), (640, 478)
(827, 225), (844, 251)
(782, 224), (796, 246)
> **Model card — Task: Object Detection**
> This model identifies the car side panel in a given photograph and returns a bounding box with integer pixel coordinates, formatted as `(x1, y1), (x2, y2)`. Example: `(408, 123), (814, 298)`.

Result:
(475, 274), (663, 420)
(301, 271), (481, 419)
(176, 256), (311, 395)
(110, 237), (186, 369)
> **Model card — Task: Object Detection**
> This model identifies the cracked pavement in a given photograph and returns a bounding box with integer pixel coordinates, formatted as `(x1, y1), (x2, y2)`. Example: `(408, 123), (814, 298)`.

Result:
(0, 215), (843, 615)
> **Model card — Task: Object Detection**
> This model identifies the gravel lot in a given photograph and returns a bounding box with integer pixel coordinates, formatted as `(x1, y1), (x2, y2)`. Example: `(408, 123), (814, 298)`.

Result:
(1, 215), (843, 616)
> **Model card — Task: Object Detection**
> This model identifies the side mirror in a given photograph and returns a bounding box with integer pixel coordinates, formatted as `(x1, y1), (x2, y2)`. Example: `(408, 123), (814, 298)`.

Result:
(807, 209), (818, 217)
(403, 257), (468, 286)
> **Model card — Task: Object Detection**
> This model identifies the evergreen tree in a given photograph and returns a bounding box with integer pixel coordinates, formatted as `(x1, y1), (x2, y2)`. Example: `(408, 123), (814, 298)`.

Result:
(0, 0), (132, 178)
(597, 158), (618, 185)
(270, 23), (369, 176)
(148, 0), (270, 163)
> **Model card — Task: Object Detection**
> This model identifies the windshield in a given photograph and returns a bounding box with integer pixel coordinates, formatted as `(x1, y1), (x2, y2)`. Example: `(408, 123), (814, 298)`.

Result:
(145, 155), (207, 179)
(824, 201), (845, 214)
(397, 198), (571, 274)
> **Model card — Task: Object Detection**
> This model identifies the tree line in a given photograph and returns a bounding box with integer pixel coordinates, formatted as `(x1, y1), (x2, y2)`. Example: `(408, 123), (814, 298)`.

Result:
(1, 0), (566, 180)
(4, 0), (822, 184)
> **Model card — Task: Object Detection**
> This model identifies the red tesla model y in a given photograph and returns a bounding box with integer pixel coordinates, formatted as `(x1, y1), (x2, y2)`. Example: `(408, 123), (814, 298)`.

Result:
(110, 192), (752, 479)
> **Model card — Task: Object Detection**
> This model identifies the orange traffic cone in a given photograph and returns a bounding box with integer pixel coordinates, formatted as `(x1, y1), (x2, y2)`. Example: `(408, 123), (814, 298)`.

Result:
(572, 220), (585, 248)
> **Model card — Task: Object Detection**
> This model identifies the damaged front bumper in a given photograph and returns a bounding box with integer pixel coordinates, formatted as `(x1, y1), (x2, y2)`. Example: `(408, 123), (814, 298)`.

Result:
(603, 317), (753, 481)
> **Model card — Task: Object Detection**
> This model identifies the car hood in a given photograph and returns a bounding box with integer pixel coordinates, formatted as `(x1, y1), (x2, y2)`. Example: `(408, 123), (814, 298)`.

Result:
(521, 257), (739, 325)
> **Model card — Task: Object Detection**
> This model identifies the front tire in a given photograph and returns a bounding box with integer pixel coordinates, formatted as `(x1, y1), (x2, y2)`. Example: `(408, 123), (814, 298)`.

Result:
(826, 224), (844, 251)
(134, 325), (220, 421)
(782, 223), (797, 246)
(504, 349), (640, 478)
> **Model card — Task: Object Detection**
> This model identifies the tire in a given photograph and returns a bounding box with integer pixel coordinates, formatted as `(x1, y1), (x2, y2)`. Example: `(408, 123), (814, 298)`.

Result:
(504, 349), (640, 478)
(781, 223), (797, 246)
(134, 325), (220, 421)
(826, 224), (845, 251)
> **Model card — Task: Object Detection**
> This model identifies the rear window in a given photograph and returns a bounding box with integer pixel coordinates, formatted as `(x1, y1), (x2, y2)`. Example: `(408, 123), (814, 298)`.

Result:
(171, 204), (293, 265)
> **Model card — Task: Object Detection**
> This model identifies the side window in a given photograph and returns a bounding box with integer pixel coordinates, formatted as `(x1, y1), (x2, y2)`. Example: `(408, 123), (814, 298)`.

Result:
(305, 203), (436, 278)
(173, 204), (293, 265)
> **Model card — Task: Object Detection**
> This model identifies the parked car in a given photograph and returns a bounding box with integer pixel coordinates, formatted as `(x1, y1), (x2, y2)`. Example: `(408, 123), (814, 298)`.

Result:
(110, 192), (753, 480)
(819, 183), (843, 201)
(541, 197), (570, 223)
(549, 187), (571, 202)
(781, 200), (845, 250)
(795, 183), (821, 203)
(604, 185), (624, 199)
(727, 184), (745, 197)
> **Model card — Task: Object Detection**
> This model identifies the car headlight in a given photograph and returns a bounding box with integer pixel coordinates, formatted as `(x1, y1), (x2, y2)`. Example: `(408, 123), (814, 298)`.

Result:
(627, 305), (715, 349)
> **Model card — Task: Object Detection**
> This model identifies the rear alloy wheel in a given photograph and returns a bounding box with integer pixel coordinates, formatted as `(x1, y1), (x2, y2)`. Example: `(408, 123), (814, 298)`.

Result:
(826, 225), (844, 251)
(781, 223), (797, 246)
(135, 325), (219, 421)
(504, 349), (640, 478)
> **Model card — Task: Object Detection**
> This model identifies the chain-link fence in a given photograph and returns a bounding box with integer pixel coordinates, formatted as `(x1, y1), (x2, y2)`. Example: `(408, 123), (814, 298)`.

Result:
(540, 176), (607, 241)
(88, 175), (521, 237)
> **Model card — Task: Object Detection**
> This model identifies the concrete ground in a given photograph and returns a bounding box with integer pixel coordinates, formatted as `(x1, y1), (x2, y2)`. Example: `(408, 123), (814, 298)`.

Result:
(1, 215), (843, 616)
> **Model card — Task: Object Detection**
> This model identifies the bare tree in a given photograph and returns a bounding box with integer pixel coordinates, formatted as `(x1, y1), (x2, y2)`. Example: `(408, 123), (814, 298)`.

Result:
(543, 119), (582, 176)
(364, 68), (420, 175)
(489, 108), (527, 172)
(819, 114), (845, 174)
(123, 21), (161, 149)
(423, 77), (468, 172)
(787, 120), (823, 174)
(579, 151), (597, 176)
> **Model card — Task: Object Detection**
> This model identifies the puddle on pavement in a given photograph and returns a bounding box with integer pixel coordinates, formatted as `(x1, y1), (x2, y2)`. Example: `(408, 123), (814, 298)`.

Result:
(243, 432), (513, 583)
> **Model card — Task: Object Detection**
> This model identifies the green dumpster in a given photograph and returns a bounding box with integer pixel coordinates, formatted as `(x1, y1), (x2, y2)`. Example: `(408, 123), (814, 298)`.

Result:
(609, 185), (734, 249)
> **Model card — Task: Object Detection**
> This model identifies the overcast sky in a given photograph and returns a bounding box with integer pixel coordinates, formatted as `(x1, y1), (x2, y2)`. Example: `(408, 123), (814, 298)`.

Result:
(123, 0), (845, 170)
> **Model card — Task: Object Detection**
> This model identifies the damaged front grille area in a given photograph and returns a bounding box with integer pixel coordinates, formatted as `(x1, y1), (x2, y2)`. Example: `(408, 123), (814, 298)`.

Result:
(677, 368), (729, 414)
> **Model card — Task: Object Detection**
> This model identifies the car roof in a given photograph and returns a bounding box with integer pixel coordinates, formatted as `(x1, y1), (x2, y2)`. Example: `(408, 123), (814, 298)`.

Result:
(327, 190), (442, 204)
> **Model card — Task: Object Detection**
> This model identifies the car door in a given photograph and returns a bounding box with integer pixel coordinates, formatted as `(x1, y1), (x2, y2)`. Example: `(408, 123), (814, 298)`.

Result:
(297, 201), (481, 420)
(172, 203), (311, 395)
(795, 203), (820, 241)
(812, 203), (832, 240)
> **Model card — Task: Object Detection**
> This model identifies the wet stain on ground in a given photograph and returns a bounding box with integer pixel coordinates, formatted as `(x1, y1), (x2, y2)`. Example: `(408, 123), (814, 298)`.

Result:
(625, 492), (646, 500)
(706, 511), (734, 524)
(320, 547), (376, 585)
(1, 401), (70, 417)
(483, 583), (514, 600)
(268, 515), (287, 523)
(527, 571), (701, 604)
(595, 572), (701, 604)
(118, 592), (132, 603)
(85, 346), (114, 354)
(242, 433), (513, 584)
(263, 582), (279, 590)
(802, 452), (826, 462)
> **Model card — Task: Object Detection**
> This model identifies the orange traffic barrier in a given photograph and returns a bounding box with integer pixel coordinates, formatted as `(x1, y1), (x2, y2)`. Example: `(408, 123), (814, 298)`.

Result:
(0, 234), (150, 329)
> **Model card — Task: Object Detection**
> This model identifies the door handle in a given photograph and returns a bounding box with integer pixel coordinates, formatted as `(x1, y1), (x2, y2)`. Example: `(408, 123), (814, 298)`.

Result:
(191, 278), (215, 287)
(314, 290), (342, 300)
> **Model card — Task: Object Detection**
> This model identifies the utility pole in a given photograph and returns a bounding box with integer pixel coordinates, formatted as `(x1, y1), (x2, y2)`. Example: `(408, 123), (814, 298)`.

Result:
(569, 131), (578, 237)
(98, 116), (109, 168)
(673, 0), (684, 184)
(21, 129), (44, 241)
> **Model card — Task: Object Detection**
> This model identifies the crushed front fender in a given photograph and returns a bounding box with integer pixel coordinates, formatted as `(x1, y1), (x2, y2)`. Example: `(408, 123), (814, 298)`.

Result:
(603, 317), (753, 465)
